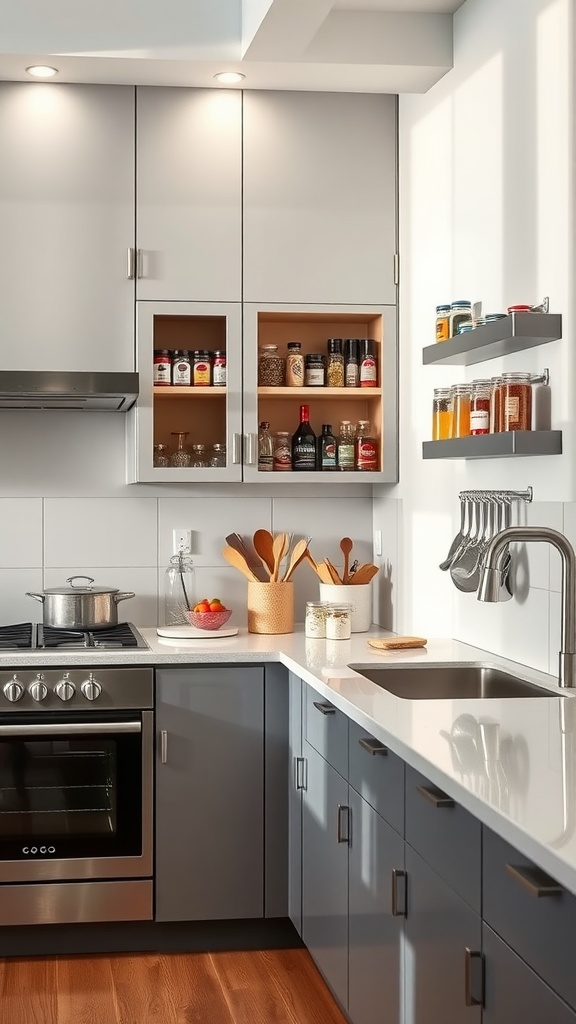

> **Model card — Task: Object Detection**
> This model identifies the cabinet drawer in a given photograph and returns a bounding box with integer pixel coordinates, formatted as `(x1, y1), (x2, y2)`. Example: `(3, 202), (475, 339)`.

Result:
(348, 720), (404, 835)
(483, 826), (576, 1010)
(483, 924), (576, 1024)
(304, 686), (348, 779)
(405, 765), (481, 913)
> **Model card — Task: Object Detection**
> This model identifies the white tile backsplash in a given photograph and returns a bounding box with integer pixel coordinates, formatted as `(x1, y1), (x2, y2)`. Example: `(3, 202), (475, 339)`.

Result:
(454, 585), (550, 675)
(272, 497), (373, 569)
(0, 498), (42, 567)
(158, 497), (272, 567)
(0, 569), (44, 624)
(44, 498), (157, 568)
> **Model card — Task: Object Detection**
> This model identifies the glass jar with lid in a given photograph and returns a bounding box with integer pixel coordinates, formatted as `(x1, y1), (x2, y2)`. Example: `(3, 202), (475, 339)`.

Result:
(285, 341), (305, 387)
(305, 353), (326, 387)
(450, 385), (471, 438)
(449, 300), (472, 337)
(305, 601), (328, 638)
(470, 380), (492, 435)
(497, 372), (532, 431)
(324, 604), (352, 640)
(326, 339), (345, 388)
(258, 344), (284, 387)
(435, 305), (451, 342)
(432, 388), (452, 440)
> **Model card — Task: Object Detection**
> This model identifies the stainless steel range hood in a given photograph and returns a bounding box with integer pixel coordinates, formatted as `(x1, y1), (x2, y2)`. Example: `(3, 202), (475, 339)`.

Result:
(0, 371), (139, 411)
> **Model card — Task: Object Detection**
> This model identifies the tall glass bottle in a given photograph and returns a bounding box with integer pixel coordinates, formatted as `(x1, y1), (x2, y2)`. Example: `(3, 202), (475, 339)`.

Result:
(164, 551), (195, 626)
(319, 423), (338, 470)
(258, 421), (274, 472)
(292, 404), (317, 471)
(337, 420), (356, 471)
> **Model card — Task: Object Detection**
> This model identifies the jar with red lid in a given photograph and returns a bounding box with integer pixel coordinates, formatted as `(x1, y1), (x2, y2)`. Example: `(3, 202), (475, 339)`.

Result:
(507, 304), (533, 314)
(497, 372), (532, 431)
(212, 350), (226, 386)
(153, 349), (172, 386)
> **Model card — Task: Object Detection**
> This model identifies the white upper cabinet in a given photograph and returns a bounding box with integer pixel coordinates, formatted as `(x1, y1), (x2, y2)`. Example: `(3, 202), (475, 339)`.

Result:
(243, 92), (398, 306)
(136, 88), (242, 303)
(0, 83), (135, 372)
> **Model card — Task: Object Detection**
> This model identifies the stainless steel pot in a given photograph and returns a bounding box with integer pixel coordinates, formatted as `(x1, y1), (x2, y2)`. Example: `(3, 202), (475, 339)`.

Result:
(26, 576), (135, 630)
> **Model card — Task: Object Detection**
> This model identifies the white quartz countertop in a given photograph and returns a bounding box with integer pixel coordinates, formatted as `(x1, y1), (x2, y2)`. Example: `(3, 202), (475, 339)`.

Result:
(2, 625), (575, 895)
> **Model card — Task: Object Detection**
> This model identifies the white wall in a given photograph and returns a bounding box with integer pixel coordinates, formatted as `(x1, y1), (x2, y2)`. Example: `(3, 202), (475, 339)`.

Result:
(374, 0), (576, 676)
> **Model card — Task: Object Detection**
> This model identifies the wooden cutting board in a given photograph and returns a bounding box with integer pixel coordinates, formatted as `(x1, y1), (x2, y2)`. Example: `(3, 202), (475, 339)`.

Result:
(367, 636), (427, 652)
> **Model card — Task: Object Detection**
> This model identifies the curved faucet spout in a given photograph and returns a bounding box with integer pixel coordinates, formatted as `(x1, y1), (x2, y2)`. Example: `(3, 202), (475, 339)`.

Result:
(478, 527), (576, 688)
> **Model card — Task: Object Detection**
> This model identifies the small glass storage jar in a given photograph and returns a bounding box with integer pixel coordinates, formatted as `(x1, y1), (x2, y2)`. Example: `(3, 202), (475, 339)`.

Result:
(326, 339), (345, 388)
(285, 341), (305, 387)
(470, 380), (492, 435)
(432, 387), (453, 440)
(305, 601), (328, 638)
(305, 353), (326, 387)
(497, 372), (532, 431)
(153, 443), (170, 467)
(450, 385), (471, 438)
(435, 305), (451, 342)
(258, 344), (284, 387)
(449, 300), (472, 337)
(324, 603), (352, 640)
(209, 443), (226, 468)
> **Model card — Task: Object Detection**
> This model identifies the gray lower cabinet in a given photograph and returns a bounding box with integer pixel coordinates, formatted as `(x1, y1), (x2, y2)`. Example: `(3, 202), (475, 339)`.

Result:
(288, 672), (304, 936)
(155, 666), (264, 922)
(404, 845), (482, 1024)
(348, 787), (404, 1024)
(302, 738), (349, 1011)
(483, 925), (576, 1024)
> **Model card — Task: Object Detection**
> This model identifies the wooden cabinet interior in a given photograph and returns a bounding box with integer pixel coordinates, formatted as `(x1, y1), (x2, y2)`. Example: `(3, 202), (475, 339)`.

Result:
(152, 314), (227, 451)
(257, 311), (385, 470)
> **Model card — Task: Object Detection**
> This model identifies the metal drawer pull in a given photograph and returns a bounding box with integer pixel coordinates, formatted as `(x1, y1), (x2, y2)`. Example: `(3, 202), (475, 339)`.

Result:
(160, 729), (168, 765)
(295, 756), (306, 791)
(465, 948), (485, 1007)
(391, 868), (407, 917)
(0, 721), (140, 736)
(337, 804), (350, 844)
(313, 701), (336, 716)
(358, 737), (388, 756)
(416, 784), (455, 808)
(505, 862), (563, 898)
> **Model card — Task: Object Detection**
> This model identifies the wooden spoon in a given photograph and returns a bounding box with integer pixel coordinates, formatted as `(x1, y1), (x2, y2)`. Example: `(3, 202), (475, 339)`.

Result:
(315, 560), (335, 584)
(283, 539), (309, 582)
(340, 537), (353, 583)
(271, 532), (290, 582)
(253, 529), (275, 577)
(351, 563), (380, 585)
(222, 545), (260, 582)
(325, 558), (342, 584)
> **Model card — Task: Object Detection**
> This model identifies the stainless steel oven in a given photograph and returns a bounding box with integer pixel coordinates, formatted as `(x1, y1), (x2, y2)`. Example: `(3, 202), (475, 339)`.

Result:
(0, 662), (153, 926)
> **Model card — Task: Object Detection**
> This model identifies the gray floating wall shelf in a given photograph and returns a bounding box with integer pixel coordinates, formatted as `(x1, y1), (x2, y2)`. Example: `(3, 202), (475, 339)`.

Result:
(422, 431), (563, 460)
(422, 312), (562, 366)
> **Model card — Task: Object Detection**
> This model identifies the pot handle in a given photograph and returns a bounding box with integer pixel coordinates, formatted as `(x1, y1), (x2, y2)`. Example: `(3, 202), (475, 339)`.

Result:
(114, 592), (136, 604)
(66, 576), (95, 588)
(25, 592), (45, 604)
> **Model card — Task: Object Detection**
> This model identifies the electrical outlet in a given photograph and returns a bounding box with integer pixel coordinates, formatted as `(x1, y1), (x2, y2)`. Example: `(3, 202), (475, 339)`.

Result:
(374, 530), (382, 557)
(173, 529), (192, 555)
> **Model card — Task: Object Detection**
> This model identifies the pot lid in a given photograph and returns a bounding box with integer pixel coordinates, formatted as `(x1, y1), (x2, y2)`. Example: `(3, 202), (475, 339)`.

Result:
(42, 576), (120, 596)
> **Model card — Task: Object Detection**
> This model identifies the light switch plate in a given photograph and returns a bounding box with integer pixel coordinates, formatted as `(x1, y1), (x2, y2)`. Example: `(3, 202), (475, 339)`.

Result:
(374, 529), (382, 557)
(173, 529), (192, 555)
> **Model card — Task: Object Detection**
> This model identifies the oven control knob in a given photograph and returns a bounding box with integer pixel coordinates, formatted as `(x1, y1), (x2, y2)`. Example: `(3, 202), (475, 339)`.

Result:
(3, 675), (24, 702)
(29, 677), (48, 701)
(81, 675), (102, 701)
(55, 678), (76, 701)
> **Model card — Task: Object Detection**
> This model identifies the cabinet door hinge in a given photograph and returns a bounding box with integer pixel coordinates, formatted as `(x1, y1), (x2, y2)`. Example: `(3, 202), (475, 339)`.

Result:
(394, 252), (400, 286)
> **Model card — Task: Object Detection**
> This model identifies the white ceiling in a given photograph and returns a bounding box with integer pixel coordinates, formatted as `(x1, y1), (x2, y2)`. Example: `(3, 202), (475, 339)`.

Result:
(0, 0), (463, 93)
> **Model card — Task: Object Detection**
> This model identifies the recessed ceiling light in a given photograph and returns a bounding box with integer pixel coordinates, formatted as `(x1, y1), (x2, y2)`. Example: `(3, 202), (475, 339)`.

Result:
(26, 65), (59, 78)
(213, 72), (245, 85)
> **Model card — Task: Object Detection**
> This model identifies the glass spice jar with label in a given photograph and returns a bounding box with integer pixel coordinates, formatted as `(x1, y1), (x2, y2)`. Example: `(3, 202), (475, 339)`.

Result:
(192, 350), (211, 386)
(212, 351), (226, 386)
(273, 431), (292, 471)
(326, 339), (345, 388)
(285, 341), (305, 387)
(355, 420), (378, 470)
(172, 349), (191, 386)
(432, 387), (453, 440)
(258, 344), (284, 387)
(305, 353), (326, 387)
(435, 305), (451, 342)
(359, 339), (378, 387)
(450, 384), (471, 438)
(470, 380), (492, 435)
(497, 372), (532, 431)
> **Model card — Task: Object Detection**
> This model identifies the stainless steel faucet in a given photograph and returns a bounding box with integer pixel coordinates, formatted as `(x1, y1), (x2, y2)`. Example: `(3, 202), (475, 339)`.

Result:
(478, 527), (576, 688)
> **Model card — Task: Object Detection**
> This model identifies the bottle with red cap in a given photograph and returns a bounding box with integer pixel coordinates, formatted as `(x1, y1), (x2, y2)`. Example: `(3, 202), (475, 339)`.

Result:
(292, 405), (317, 471)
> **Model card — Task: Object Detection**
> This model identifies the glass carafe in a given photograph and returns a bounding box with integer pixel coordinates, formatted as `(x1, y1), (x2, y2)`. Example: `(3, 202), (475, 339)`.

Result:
(164, 552), (195, 626)
(170, 432), (191, 467)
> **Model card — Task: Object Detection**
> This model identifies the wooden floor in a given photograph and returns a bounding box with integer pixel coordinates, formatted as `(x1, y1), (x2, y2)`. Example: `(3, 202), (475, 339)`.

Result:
(0, 947), (348, 1024)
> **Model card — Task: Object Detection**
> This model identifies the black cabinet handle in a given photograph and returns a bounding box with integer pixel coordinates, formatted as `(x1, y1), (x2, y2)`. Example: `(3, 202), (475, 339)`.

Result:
(505, 862), (563, 898)
(391, 868), (407, 917)
(337, 804), (350, 844)
(313, 701), (336, 716)
(358, 737), (388, 756)
(416, 783), (455, 808)
(465, 948), (484, 1007)
(294, 756), (306, 791)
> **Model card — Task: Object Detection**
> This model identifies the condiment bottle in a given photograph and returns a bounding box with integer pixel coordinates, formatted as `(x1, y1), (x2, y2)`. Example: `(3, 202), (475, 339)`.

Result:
(326, 339), (345, 388)
(337, 421), (356, 471)
(355, 420), (378, 470)
(273, 431), (292, 471)
(470, 380), (491, 435)
(319, 423), (338, 471)
(344, 339), (360, 387)
(153, 349), (172, 386)
(172, 349), (191, 386)
(285, 341), (305, 387)
(212, 350), (227, 386)
(192, 350), (211, 386)
(497, 372), (532, 431)
(432, 387), (452, 440)
(305, 353), (326, 387)
(359, 339), (378, 387)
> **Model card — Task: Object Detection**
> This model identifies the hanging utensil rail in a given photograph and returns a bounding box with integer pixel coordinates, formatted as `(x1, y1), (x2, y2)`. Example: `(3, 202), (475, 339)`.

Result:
(457, 487), (533, 504)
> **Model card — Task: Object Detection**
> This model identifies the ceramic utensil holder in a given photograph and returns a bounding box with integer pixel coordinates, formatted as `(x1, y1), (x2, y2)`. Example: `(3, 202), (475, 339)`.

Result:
(319, 582), (373, 632)
(247, 581), (294, 634)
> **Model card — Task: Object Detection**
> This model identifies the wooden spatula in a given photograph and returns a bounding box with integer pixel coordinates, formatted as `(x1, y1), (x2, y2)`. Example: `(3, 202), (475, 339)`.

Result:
(222, 545), (260, 582)
(351, 563), (380, 585)
(283, 539), (309, 582)
(253, 529), (275, 577)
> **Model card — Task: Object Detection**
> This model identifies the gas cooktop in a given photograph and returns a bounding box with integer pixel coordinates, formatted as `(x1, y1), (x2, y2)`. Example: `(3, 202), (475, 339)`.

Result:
(0, 622), (149, 650)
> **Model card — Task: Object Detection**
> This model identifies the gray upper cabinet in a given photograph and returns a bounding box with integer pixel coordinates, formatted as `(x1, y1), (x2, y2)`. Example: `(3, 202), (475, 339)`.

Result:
(243, 91), (397, 306)
(136, 88), (242, 302)
(155, 666), (264, 923)
(0, 83), (135, 371)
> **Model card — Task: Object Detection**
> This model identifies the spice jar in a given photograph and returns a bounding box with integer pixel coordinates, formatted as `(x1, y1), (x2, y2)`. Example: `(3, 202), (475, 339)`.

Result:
(305, 601), (328, 639)
(325, 604), (352, 640)
(344, 339), (360, 387)
(432, 388), (453, 440)
(497, 372), (532, 431)
(449, 300), (472, 337)
(153, 349), (172, 386)
(470, 380), (491, 435)
(435, 305), (451, 342)
(359, 339), (378, 387)
(273, 431), (292, 471)
(355, 420), (378, 470)
(212, 351), (226, 387)
(285, 341), (305, 387)
(337, 421), (356, 471)
(305, 353), (326, 387)
(258, 344), (284, 387)
(172, 349), (191, 386)
(450, 384), (471, 438)
(326, 339), (345, 388)
(192, 350), (211, 386)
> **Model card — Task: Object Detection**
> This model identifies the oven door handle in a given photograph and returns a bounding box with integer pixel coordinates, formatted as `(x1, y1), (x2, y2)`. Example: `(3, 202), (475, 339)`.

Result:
(0, 721), (141, 736)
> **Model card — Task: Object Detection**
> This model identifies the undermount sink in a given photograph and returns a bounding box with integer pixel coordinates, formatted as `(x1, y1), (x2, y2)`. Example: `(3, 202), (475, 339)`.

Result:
(347, 664), (558, 700)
